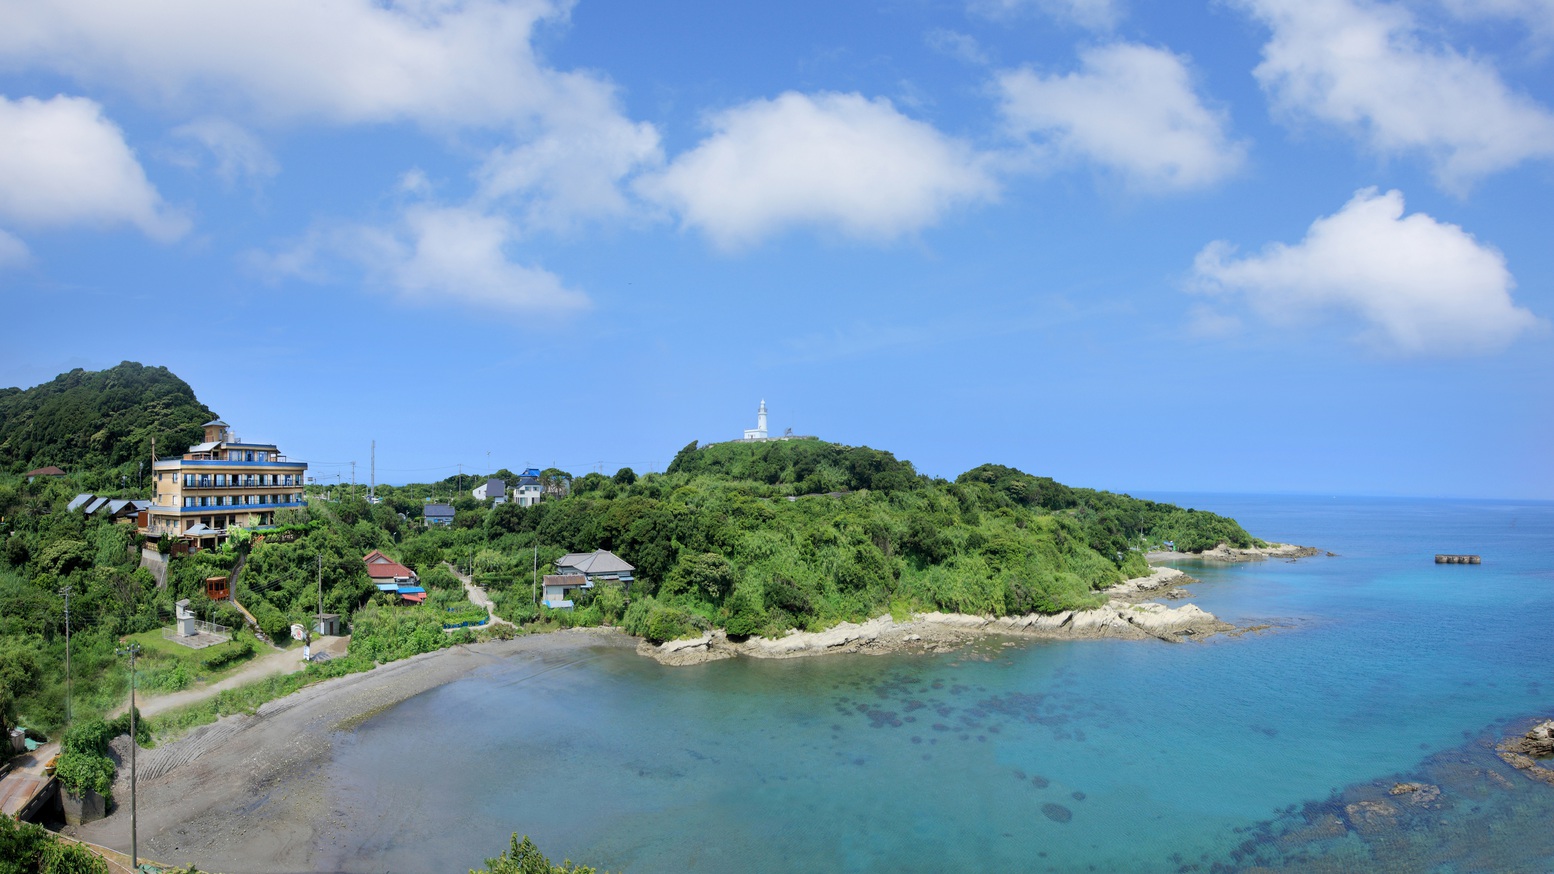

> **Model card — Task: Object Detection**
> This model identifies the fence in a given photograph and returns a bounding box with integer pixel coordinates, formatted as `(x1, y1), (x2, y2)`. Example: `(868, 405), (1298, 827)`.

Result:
(163, 619), (233, 648)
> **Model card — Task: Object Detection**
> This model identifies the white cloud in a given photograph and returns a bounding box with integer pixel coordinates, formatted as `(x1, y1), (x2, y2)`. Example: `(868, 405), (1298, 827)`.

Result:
(0, 228), (29, 268)
(1237, 0), (1554, 189)
(0, 0), (566, 127)
(997, 43), (1247, 191)
(1189, 188), (1543, 356)
(169, 118), (279, 188)
(926, 29), (991, 66)
(637, 92), (997, 250)
(0, 1), (662, 230)
(475, 87), (663, 232)
(0, 94), (187, 240)
(265, 204), (588, 314)
(971, 0), (1122, 30)
(1436, 0), (1554, 38)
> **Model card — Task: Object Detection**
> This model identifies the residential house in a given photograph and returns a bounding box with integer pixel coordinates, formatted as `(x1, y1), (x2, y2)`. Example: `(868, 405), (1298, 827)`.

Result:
(473, 477), (506, 503)
(24, 466), (66, 483)
(423, 503), (455, 526)
(512, 468), (543, 507)
(554, 549), (635, 585)
(66, 494), (95, 512)
(541, 574), (589, 609)
(363, 549), (426, 603)
(142, 420), (307, 550)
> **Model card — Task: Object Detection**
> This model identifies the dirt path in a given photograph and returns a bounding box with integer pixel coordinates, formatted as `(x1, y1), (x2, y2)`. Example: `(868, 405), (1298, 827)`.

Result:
(111, 635), (349, 719)
(446, 563), (514, 630)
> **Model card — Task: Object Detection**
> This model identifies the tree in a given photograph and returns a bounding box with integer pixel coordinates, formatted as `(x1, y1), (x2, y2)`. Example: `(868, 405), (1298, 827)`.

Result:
(612, 467), (637, 487)
(0, 639), (42, 734)
(663, 552), (736, 603)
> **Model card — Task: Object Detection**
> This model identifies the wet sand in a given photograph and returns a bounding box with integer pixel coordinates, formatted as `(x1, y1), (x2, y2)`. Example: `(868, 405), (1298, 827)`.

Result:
(72, 630), (631, 874)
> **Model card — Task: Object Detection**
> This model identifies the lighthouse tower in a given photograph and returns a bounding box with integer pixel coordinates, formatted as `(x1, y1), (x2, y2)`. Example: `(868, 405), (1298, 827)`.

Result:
(743, 400), (769, 441)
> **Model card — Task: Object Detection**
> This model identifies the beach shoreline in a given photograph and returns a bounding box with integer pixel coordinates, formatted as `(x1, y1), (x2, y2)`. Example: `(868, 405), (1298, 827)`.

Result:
(71, 630), (632, 874)
(69, 544), (1321, 870)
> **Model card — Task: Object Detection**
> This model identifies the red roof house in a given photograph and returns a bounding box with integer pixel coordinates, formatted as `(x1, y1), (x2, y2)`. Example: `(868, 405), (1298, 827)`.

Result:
(362, 549), (416, 581)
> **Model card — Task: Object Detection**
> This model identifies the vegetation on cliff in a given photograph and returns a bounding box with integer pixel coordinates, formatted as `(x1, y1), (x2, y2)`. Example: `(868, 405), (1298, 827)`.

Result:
(0, 362), (214, 484)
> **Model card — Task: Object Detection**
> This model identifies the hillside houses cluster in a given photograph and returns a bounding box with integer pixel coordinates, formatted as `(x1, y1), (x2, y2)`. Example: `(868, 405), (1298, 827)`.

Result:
(66, 493), (151, 522)
(471, 468), (544, 506)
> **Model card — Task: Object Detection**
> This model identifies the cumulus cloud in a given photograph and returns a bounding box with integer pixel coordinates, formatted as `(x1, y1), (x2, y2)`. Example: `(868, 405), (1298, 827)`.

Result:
(0, 0), (568, 126)
(169, 118), (279, 188)
(1189, 188), (1543, 356)
(1236, 0), (1554, 189)
(997, 43), (1246, 191)
(475, 89), (663, 232)
(971, 0), (1122, 30)
(0, 0), (662, 231)
(0, 94), (187, 240)
(637, 92), (997, 250)
(265, 203), (587, 314)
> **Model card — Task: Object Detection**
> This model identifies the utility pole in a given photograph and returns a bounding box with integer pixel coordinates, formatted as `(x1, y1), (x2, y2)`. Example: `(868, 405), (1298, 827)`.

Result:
(317, 553), (323, 635)
(458, 463), (463, 497)
(533, 543), (539, 606)
(59, 586), (72, 729)
(351, 461), (356, 501)
(370, 439), (376, 503)
(115, 642), (142, 870)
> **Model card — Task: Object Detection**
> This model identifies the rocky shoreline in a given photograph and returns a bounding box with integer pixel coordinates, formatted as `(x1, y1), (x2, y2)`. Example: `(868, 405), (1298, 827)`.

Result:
(641, 566), (1237, 666)
(1146, 542), (1324, 563)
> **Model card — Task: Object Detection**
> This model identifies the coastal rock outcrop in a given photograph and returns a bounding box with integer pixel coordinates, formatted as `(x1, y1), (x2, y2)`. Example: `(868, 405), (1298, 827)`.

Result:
(639, 587), (1235, 665)
(1495, 719), (1554, 785)
(1147, 542), (1320, 563)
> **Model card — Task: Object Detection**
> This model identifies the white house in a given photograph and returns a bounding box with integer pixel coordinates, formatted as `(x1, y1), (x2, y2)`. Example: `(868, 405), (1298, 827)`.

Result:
(512, 468), (543, 507)
(473, 477), (506, 503)
(554, 549), (635, 584)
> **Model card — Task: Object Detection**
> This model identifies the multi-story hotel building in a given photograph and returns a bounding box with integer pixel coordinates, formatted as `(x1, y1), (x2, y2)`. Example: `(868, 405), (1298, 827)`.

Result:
(144, 420), (307, 547)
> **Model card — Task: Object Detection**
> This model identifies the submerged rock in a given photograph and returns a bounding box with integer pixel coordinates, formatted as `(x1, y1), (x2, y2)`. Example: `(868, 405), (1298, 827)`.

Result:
(1041, 803), (1073, 823)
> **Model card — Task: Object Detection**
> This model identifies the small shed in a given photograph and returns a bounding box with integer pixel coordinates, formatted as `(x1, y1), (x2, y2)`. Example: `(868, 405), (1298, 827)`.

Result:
(315, 613), (342, 636)
(205, 575), (231, 601)
(175, 599), (198, 637)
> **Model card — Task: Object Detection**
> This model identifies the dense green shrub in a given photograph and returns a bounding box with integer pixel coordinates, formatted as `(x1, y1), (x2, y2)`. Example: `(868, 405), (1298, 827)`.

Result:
(54, 751), (115, 798)
(0, 815), (110, 874)
(474, 834), (599, 874)
(201, 639), (257, 671)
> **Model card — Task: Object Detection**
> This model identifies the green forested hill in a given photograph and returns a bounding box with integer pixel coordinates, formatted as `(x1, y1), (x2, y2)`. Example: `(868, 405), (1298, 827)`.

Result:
(0, 362), (214, 481)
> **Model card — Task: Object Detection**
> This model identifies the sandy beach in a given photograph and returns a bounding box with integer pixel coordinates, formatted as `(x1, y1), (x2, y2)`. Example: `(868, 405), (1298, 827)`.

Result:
(72, 630), (632, 874)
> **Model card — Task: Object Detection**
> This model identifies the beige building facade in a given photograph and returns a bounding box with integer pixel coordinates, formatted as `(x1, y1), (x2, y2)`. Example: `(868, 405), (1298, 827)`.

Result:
(144, 420), (308, 548)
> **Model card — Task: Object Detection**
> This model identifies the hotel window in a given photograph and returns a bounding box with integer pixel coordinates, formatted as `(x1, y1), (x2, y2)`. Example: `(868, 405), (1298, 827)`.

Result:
(199, 474), (211, 487)
(184, 474), (194, 487)
(183, 497), (194, 507)
(245, 450), (254, 462)
(259, 495), (268, 505)
(215, 474), (226, 487)
(200, 497), (210, 507)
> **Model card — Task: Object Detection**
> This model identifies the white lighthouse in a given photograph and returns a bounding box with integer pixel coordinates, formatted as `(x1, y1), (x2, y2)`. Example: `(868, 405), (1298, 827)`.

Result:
(743, 399), (769, 441)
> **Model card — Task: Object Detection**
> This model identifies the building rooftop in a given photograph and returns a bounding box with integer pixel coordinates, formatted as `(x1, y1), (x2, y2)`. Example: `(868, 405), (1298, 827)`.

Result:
(555, 549), (635, 576)
(25, 466), (66, 477)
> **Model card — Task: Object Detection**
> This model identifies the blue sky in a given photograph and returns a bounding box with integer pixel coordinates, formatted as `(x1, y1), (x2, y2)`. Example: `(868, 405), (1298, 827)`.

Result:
(1, 0), (1551, 499)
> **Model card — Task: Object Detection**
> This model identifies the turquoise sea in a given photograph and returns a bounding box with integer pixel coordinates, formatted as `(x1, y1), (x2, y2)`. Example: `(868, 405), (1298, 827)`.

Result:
(321, 495), (1554, 873)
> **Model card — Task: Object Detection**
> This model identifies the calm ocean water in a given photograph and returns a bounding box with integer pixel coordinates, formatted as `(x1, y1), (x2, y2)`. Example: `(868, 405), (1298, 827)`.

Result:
(321, 495), (1554, 873)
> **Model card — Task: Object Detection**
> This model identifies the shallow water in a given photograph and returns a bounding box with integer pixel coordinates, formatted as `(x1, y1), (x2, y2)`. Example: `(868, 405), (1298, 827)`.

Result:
(321, 495), (1554, 873)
